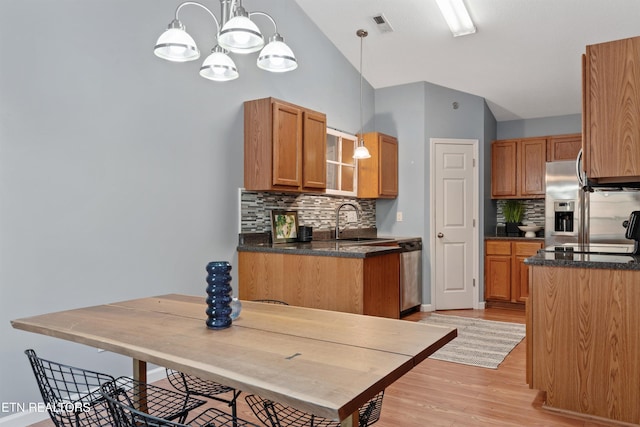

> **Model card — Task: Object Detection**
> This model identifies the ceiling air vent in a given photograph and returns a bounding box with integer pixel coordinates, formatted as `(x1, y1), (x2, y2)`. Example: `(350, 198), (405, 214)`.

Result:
(372, 13), (394, 34)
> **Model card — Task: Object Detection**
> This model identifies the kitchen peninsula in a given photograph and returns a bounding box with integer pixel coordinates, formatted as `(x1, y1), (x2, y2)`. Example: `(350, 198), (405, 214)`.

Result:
(237, 237), (417, 319)
(524, 251), (640, 425)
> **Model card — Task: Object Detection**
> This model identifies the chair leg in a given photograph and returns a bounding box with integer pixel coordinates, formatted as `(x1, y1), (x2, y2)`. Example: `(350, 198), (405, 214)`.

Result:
(263, 400), (282, 427)
(230, 389), (241, 427)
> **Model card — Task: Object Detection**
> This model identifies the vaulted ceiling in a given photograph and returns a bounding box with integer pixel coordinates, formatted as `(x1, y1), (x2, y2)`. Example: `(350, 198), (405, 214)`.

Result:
(294, 0), (640, 121)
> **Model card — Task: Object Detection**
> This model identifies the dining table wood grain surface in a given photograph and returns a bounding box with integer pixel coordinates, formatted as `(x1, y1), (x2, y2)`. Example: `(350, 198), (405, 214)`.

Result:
(11, 293), (456, 427)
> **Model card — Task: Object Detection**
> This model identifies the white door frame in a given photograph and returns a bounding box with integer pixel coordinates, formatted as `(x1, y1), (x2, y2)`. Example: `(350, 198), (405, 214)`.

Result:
(429, 138), (481, 310)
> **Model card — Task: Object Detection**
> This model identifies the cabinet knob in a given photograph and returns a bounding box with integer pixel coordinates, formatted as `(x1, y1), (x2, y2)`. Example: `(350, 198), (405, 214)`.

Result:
(437, 232), (444, 238)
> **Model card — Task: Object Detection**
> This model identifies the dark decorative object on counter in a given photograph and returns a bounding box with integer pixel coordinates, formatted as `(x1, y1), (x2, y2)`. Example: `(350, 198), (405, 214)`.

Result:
(205, 261), (233, 330)
(503, 200), (524, 237)
(297, 225), (313, 242)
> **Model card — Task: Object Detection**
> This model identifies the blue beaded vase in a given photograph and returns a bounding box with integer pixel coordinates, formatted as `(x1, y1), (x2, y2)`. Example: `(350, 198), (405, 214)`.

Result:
(205, 261), (233, 330)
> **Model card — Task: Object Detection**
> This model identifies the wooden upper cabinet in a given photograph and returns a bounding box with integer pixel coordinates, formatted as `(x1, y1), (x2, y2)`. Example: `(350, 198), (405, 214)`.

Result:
(244, 98), (326, 193)
(272, 102), (303, 187)
(358, 132), (398, 198)
(301, 110), (327, 189)
(547, 133), (582, 162)
(491, 137), (545, 199)
(584, 36), (640, 182)
(519, 138), (546, 197)
(491, 140), (518, 198)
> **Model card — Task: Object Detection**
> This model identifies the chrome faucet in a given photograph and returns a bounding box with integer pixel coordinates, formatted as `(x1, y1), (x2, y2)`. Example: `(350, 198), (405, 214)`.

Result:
(335, 202), (360, 240)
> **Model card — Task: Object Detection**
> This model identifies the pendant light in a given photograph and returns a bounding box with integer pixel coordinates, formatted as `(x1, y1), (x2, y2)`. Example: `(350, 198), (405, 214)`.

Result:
(353, 29), (371, 160)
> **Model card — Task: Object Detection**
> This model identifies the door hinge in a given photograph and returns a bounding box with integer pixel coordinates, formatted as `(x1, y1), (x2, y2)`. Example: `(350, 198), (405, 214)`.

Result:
(473, 158), (476, 167)
(473, 219), (476, 227)
(473, 278), (476, 287)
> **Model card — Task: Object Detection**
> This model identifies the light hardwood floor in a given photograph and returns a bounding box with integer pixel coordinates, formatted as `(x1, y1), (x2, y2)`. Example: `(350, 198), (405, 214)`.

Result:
(29, 308), (618, 427)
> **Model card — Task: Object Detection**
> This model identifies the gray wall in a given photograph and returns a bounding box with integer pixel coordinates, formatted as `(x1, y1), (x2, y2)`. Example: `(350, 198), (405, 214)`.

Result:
(497, 114), (581, 139)
(374, 82), (494, 305)
(0, 0), (373, 416)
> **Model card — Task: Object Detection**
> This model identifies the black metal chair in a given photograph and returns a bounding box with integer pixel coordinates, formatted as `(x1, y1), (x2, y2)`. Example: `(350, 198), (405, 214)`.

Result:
(165, 369), (241, 419)
(25, 349), (206, 426)
(251, 299), (289, 305)
(101, 377), (259, 427)
(25, 349), (116, 426)
(244, 391), (384, 427)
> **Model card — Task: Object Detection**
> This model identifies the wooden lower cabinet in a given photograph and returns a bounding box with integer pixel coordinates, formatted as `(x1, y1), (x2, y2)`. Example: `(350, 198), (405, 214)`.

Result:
(528, 265), (640, 425)
(484, 240), (542, 305)
(238, 251), (401, 318)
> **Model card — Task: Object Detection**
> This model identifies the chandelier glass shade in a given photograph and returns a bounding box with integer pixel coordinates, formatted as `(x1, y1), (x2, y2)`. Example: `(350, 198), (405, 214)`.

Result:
(199, 46), (239, 81)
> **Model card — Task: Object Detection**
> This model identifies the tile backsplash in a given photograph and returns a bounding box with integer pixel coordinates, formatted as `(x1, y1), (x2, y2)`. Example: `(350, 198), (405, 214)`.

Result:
(496, 199), (545, 225)
(240, 190), (376, 233)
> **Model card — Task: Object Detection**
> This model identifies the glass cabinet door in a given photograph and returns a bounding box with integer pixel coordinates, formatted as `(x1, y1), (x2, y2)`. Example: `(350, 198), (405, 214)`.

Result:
(326, 128), (357, 196)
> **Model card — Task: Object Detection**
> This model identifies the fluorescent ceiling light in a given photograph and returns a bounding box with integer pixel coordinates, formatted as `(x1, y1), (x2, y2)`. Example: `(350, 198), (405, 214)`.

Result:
(435, 0), (476, 37)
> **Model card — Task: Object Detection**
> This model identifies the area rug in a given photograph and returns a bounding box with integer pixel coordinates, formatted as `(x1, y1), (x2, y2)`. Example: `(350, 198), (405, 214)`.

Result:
(419, 314), (525, 369)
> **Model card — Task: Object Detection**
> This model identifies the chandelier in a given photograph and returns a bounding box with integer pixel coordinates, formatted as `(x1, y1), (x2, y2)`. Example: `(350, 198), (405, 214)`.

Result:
(154, 0), (297, 81)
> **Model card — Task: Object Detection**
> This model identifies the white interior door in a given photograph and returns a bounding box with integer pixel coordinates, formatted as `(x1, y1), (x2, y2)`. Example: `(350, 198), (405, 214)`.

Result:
(431, 139), (478, 310)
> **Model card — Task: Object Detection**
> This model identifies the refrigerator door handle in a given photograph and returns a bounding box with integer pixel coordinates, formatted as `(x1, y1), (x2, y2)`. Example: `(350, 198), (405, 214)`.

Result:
(576, 149), (586, 188)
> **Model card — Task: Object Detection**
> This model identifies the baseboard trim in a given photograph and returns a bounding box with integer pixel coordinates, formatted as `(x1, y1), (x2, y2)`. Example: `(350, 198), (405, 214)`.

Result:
(0, 367), (167, 426)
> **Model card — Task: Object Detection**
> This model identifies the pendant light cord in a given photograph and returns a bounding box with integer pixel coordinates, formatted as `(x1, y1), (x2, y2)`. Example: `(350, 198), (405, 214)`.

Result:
(357, 29), (367, 146)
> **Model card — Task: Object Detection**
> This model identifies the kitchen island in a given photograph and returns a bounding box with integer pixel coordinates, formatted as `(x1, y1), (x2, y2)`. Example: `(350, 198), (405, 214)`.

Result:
(524, 251), (640, 425)
(237, 237), (416, 319)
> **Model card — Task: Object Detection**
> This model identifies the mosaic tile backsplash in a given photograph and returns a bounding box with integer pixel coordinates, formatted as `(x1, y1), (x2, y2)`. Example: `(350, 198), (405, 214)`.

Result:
(240, 190), (376, 233)
(496, 199), (545, 226)
(240, 190), (545, 236)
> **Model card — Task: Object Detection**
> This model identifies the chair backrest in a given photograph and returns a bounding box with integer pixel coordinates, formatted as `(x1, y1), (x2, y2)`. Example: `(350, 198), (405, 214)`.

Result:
(251, 299), (289, 305)
(358, 391), (384, 427)
(24, 349), (115, 427)
(101, 379), (189, 427)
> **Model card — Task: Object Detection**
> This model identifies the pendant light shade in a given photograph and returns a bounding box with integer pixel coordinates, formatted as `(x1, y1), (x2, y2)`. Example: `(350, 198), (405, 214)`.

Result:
(218, 11), (264, 53)
(154, 20), (199, 62)
(199, 46), (239, 81)
(353, 29), (371, 160)
(257, 34), (297, 72)
(354, 145), (371, 159)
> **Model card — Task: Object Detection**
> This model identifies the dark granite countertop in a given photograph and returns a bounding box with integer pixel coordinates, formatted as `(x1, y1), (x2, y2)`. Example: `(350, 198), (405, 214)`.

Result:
(485, 236), (545, 241)
(525, 250), (640, 271)
(237, 236), (420, 259)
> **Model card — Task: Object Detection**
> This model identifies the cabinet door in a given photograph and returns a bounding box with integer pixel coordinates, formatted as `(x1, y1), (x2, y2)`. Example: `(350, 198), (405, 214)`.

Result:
(585, 36), (640, 180)
(519, 138), (546, 197)
(358, 132), (398, 199)
(302, 110), (327, 190)
(512, 242), (543, 302)
(491, 140), (517, 198)
(485, 255), (511, 301)
(547, 133), (582, 162)
(379, 134), (398, 197)
(272, 101), (302, 188)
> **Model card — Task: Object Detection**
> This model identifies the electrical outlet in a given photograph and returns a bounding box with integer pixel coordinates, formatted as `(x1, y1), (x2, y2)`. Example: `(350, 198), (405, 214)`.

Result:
(346, 211), (358, 223)
(396, 211), (403, 222)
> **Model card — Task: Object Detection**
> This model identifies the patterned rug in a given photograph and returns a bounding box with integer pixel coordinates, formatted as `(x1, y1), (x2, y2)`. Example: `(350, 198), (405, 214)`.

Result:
(419, 314), (525, 369)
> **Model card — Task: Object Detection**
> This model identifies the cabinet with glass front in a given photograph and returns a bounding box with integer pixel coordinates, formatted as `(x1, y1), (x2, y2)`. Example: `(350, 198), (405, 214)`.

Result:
(325, 128), (358, 196)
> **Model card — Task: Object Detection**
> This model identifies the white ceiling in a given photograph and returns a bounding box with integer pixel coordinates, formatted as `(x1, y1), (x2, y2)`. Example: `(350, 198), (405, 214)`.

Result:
(293, 0), (640, 121)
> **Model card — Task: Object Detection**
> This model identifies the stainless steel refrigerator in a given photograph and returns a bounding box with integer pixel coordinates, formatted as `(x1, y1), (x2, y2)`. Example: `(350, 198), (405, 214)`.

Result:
(545, 161), (640, 246)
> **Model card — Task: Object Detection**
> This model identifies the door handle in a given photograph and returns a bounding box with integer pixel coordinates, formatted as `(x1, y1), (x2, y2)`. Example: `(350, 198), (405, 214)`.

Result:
(437, 232), (444, 238)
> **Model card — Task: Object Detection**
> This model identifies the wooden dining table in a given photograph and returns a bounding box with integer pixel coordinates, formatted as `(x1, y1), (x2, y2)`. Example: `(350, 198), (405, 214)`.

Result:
(11, 293), (456, 427)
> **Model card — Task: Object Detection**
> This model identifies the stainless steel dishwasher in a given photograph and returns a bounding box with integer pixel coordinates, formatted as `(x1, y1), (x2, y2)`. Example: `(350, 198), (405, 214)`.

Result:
(399, 238), (422, 315)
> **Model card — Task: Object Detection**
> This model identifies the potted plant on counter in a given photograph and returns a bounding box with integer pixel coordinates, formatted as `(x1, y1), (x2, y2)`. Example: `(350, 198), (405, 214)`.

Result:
(503, 200), (524, 236)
